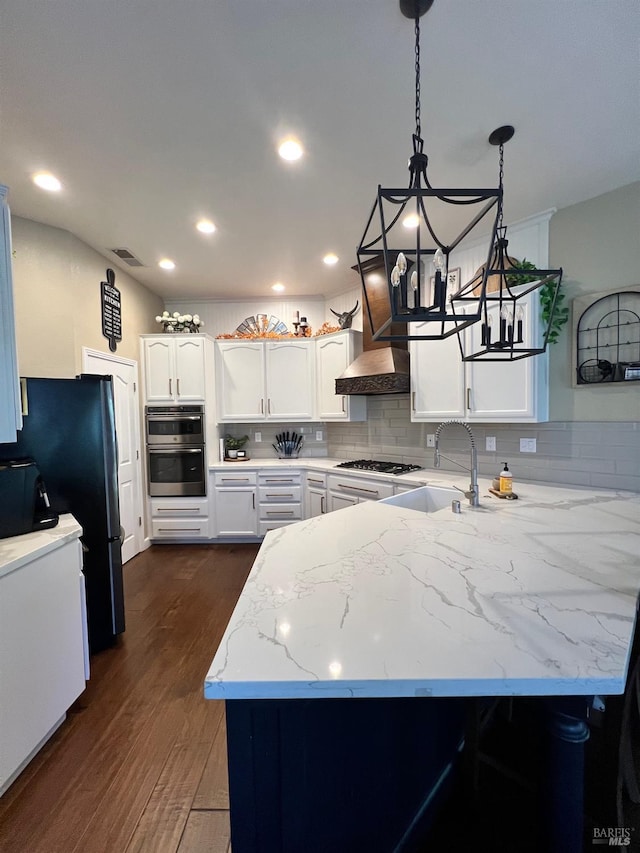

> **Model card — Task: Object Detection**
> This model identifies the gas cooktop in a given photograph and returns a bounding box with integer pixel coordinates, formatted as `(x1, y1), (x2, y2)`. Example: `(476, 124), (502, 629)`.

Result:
(335, 459), (423, 476)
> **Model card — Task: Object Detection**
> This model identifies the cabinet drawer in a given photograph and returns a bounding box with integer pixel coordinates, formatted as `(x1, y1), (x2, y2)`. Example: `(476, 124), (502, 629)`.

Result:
(258, 486), (302, 503)
(151, 519), (210, 538)
(327, 475), (393, 501)
(150, 497), (209, 517)
(213, 470), (257, 486)
(259, 503), (302, 521)
(305, 472), (327, 488)
(259, 520), (300, 536)
(258, 472), (302, 486)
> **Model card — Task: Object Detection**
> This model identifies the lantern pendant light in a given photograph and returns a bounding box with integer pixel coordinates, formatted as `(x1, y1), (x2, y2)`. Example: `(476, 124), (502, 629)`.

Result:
(357, 0), (502, 343)
(453, 126), (564, 361)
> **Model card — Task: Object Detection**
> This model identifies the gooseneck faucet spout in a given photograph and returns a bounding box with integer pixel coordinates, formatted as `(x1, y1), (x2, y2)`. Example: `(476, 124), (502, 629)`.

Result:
(433, 420), (480, 507)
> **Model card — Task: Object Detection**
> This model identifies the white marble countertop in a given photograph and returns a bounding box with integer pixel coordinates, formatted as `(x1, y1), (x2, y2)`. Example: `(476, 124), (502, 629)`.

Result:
(0, 514), (82, 580)
(205, 481), (640, 701)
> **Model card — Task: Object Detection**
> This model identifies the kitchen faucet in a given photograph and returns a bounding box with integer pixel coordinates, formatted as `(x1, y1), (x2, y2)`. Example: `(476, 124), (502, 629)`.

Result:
(433, 420), (480, 507)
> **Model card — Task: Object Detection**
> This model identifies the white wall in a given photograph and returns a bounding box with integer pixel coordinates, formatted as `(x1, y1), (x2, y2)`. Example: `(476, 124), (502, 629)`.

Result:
(11, 216), (163, 378)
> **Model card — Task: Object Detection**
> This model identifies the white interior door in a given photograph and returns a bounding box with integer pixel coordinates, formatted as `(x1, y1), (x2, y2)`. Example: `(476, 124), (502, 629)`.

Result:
(82, 349), (143, 563)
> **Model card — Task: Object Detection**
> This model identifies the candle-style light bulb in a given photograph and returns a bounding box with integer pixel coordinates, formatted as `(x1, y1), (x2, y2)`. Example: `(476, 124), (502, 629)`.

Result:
(410, 270), (418, 291)
(516, 305), (524, 343)
(396, 253), (407, 275)
(433, 247), (445, 274)
(391, 265), (401, 287)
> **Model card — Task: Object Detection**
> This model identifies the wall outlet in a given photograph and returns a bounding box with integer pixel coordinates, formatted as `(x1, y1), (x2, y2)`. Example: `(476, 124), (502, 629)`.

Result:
(315, 430), (323, 442)
(486, 436), (496, 451)
(520, 438), (537, 453)
(254, 431), (262, 443)
(426, 434), (435, 448)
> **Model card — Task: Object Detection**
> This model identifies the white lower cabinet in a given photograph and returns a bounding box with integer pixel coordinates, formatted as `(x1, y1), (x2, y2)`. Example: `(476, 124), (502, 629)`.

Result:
(304, 471), (327, 518)
(258, 471), (302, 534)
(150, 496), (210, 540)
(212, 470), (258, 537)
(327, 473), (394, 511)
(0, 534), (87, 795)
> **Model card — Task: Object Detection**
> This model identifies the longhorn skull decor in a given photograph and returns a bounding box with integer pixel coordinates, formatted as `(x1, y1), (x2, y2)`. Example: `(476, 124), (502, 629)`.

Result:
(330, 301), (359, 329)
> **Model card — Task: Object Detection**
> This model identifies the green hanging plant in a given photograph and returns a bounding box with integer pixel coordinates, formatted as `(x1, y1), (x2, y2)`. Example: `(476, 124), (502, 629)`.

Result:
(507, 258), (568, 345)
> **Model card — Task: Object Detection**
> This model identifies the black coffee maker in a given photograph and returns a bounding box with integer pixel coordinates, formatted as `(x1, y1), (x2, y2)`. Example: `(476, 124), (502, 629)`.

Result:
(0, 458), (59, 539)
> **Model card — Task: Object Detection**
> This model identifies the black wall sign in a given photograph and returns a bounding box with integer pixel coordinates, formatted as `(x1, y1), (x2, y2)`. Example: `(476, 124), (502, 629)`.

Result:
(101, 268), (122, 352)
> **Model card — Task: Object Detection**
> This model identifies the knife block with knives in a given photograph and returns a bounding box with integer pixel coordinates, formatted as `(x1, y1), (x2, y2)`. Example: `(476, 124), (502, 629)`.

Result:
(273, 431), (303, 459)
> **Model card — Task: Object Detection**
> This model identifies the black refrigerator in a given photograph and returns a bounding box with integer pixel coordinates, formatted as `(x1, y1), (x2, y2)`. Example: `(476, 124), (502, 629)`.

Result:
(0, 375), (125, 653)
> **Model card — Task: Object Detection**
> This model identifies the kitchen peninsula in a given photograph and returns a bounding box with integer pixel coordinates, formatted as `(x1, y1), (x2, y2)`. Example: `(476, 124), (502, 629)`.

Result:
(205, 480), (640, 852)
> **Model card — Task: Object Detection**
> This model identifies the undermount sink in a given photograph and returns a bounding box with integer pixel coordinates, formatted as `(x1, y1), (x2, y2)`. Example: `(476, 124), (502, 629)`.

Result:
(379, 485), (461, 514)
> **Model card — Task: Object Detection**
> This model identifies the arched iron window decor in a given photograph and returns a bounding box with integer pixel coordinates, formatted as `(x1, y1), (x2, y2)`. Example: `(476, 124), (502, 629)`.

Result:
(576, 291), (640, 383)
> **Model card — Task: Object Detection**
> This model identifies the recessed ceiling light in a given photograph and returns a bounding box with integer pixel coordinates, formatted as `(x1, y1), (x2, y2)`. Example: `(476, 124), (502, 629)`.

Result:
(403, 213), (420, 229)
(278, 138), (304, 162)
(323, 253), (339, 266)
(32, 172), (62, 192)
(158, 258), (175, 270)
(196, 219), (216, 234)
(272, 282), (285, 292)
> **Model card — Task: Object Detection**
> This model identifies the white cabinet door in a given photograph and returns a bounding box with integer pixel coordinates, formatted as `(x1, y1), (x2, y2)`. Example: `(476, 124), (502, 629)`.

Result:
(316, 331), (366, 421)
(306, 487), (326, 518)
(328, 492), (359, 512)
(409, 323), (465, 420)
(214, 488), (258, 536)
(216, 342), (265, 421)
(143, 338), (175, 402)
(0, 185), (22, 443)
(265, 341), (315, 420)
(465, 295), (548, 422)
(0, 537), (86, 794)
(174, 337), (206, 401)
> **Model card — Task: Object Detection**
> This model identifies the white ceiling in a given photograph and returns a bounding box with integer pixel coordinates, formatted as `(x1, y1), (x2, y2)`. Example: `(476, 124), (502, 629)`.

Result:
(1, 0), (638, 301)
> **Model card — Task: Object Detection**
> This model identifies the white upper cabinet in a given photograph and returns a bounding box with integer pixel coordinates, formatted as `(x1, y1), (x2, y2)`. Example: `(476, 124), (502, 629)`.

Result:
(265, 340), (315, 420)
(316, 331), (366, 422)
(0, 185), (22, 443)
(410, 211), (552, 424)
(141, 335), (207, 403)
(216, 341), (266, 421)
(216, 339), (315, 422)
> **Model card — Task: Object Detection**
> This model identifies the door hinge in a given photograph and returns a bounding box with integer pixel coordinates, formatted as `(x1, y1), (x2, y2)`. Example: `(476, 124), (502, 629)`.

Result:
(138, 516), (142, 526)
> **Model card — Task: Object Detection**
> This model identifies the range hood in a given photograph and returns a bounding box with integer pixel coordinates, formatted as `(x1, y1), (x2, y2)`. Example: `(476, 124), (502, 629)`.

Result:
(336, 266), (410, 395)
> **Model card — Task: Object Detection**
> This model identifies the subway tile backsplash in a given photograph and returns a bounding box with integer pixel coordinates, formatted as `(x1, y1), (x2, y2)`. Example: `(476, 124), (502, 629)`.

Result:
(327, 395), (640, 493)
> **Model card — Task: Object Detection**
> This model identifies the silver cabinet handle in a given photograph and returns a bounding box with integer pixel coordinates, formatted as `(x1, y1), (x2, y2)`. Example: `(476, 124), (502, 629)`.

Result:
(466, 387), (471, 410)
(339, 483), (380, 496)
(252, 492), (255, 509)
(321, 495), (325, 513)
(266, 510), (294, 516)
(268, 398), (271, 414)
(342, 396), (346, 413)
(169, 378), (172, 396)
(157, 507), (200, 513)
(221, 477), (250, 481)
(412, 391), (415, 412)
(264, 478), (296, 483)
(158, 527), (201, 532)
(266, 493), (294, 498)
(177, 378), (181, 396)
(307, 478), (323, 485)
(260, 398), (264, 414)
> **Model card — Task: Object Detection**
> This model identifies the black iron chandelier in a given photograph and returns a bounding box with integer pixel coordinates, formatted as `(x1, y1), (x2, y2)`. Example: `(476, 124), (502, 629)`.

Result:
(357, 0), (502, 343)
(452, 127), (564, 361)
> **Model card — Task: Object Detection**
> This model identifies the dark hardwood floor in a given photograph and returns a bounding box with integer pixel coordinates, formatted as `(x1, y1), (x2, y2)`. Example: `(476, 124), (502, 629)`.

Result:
(0, 543), (257, 853)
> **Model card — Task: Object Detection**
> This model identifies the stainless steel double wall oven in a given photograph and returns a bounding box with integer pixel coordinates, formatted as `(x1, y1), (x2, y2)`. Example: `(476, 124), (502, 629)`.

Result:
(145, 405), (206, 496)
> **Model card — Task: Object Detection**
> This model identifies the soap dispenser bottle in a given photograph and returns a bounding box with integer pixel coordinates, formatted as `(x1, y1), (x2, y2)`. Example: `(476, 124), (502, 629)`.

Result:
(499, 463), (513, 494)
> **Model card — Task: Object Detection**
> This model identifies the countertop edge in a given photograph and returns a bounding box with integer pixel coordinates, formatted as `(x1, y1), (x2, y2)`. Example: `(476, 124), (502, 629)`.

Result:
(0, 514), (82, 579)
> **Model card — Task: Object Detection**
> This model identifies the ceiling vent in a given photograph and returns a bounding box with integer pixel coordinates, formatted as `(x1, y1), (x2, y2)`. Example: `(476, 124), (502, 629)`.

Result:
(110, 248), (144, 267)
